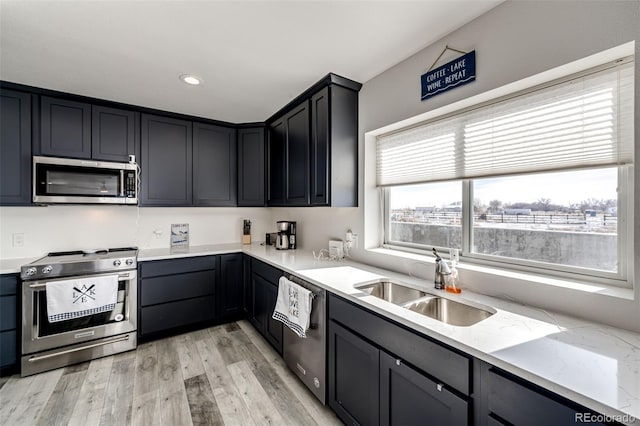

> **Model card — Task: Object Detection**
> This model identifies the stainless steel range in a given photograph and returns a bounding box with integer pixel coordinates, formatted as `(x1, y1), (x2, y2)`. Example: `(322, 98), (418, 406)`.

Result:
(20, 247), (137, 376)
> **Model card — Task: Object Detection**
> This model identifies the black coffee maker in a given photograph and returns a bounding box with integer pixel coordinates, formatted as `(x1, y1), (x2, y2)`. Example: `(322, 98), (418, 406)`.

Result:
(275, 221), (297, 250)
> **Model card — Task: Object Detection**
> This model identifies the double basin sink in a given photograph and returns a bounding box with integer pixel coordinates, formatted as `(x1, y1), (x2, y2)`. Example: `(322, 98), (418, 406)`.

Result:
(356, 280), (495, 326)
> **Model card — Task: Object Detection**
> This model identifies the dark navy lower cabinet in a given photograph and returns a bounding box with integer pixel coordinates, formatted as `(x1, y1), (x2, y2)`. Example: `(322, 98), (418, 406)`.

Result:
(380, 351), (468, 426)
(249, 259), (283, 355)
(138, 256), (216, 337)
(328, 320), (380, 426)
(485, 365), (609, 426)
(0, 274), (19, 375)
(216, 253), (244, 321)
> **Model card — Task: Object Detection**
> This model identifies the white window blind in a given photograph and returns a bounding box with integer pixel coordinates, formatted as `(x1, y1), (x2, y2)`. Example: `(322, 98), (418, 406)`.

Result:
(376, 59), (634, 186)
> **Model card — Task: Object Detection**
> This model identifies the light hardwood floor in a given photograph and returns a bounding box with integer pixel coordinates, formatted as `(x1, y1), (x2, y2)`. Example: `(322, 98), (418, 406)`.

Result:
(0, 320), (342, 426)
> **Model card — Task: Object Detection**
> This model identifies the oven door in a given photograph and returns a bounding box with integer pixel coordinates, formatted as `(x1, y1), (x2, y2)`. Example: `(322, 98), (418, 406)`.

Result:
(22, 270), (137, 356)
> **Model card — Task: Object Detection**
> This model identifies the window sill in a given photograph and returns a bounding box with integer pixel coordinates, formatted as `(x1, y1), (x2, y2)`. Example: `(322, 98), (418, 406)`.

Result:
(366, 247), (634, 301)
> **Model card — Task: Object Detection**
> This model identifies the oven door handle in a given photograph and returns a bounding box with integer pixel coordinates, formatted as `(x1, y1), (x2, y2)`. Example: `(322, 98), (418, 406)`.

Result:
(28, 272), (134, 288)
(27, 335), (130, 362)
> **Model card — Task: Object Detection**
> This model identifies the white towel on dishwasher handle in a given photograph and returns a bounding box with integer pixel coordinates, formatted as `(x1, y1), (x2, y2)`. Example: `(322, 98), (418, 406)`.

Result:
(272, 276), (313, 338)
(46, 275), (118, 323)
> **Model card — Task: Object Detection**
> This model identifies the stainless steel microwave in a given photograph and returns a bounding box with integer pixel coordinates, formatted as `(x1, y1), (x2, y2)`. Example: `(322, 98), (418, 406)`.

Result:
(33, 156), (138, 205)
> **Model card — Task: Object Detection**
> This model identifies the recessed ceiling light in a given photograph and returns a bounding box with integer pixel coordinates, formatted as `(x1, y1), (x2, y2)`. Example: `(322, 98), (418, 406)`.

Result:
(179, 74), (202, 86)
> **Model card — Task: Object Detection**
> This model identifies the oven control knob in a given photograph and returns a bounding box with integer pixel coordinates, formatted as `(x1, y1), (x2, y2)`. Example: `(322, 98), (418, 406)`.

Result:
(25, 267), (37, 276)
(113, 259), (121, 267)
(125, 259), (134, 266)
(42, 265), (53, 274)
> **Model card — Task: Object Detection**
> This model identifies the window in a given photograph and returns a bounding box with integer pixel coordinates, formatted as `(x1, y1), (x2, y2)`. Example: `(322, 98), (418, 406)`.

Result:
(379, 58), (633, 284)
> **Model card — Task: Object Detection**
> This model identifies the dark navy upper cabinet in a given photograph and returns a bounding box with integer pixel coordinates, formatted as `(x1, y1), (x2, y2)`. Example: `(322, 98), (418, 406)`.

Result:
(92, 105), (139, 163)
(267, 101), (310, 206)
(267, 118), (286, 206)
(40, 96), (139, 163)
(311, 86), (359, 207)
(40, 96), (92, 159)
(284, 101), (310, 206)
(266, 74), (361, 207)
(237, 127), (265, 207)
(193, 122), (237, 207)
(0, 89), (32, 205)
(140, 114), (193, 206)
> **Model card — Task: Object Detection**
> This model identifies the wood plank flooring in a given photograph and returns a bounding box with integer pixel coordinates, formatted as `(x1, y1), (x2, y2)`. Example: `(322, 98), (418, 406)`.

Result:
(0, 320), (341, 426)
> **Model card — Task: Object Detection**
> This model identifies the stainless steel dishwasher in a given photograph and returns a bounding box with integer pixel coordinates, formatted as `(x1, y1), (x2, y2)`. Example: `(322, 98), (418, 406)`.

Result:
(281, 274), (327, 405)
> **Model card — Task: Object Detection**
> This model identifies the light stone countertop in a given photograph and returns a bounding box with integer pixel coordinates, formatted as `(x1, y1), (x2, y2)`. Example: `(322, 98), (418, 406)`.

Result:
(9, 243), (640, 424)
(0, 256), (41, 275)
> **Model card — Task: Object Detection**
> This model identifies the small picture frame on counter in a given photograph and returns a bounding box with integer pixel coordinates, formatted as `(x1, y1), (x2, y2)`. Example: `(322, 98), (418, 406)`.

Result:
(171, 223), (189, 247)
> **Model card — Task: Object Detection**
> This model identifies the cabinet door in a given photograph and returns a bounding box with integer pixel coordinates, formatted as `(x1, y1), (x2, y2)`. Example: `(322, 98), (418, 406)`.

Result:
(0, 89), (32, 205)
(92, 105), (138, 163)
(193, 122), (237, 206)
(250, 273), (268, 332)
(140, 114), (192, 206)
(242, 255), (252, 315)
(237, 127), (265, 206)
(380, 351), (468, 426)
(0, 274), (18, 371)
(267, 118), (285, 206)
(487, 368), (607, 426)
(263, 280), (283, 355)
(328, 320), (380, 426)
(310, 87), (329, 206)
(217, 253), (244, 320)
(40, 96), (91, 159)
(284, 101), (310, 205)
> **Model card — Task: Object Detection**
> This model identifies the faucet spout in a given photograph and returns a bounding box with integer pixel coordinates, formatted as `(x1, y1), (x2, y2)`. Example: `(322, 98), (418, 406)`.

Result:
(432, 248), (450, 290)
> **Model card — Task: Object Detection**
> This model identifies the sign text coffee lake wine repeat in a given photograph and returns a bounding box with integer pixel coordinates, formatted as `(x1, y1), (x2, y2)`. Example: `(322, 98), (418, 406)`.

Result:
(421, 51), (476, 100)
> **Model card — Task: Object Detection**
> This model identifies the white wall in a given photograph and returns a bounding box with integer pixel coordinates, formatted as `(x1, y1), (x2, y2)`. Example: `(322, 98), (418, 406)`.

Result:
(285, 0), (640, 331)
(0, 206), (271, 258)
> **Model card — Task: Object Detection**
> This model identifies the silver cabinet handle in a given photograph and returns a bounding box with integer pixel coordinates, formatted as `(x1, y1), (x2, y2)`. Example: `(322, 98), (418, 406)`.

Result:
(28, 335), (130, 362)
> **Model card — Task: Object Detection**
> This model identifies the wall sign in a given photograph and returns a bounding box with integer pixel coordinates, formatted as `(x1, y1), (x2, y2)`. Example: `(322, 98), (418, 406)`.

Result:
(421, 50), (476, 101)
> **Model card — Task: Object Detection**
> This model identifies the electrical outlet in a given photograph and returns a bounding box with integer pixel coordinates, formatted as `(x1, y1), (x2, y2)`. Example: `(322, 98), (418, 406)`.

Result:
(153, 229), (163, 239)
(346, 229), (358, 249)
(12, 233), (24, 247)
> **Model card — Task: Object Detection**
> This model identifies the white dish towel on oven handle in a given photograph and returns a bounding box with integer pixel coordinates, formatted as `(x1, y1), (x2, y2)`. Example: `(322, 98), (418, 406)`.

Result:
(46, 275), (118, 323)
(272, 276), (313, 338)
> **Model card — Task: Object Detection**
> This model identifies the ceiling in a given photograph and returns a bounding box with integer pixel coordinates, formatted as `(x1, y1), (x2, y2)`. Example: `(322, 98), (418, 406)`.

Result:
(0, 1), (502, 123)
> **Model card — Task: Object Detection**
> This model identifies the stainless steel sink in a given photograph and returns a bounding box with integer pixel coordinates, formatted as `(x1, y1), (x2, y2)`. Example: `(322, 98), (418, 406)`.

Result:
(404, 297), (494, 327)
(356, 281), (428, 305)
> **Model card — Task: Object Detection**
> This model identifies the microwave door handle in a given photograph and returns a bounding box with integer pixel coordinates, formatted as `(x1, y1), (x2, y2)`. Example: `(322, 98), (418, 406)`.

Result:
(119, 170), (124, 197)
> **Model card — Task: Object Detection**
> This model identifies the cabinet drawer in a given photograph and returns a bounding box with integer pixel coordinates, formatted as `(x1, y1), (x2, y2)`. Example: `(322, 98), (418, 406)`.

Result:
(329, 294), (470, 395)
(0, 274), (18, 296)
(251, 258), (282, 284)
(0, 330), (17, 368)
(0, 296), (16, 331)
(140, 296), (215, 335)
(488, 368), (607, 426)
(140, 256), (216, 278)
(140, 270), (215, 306)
